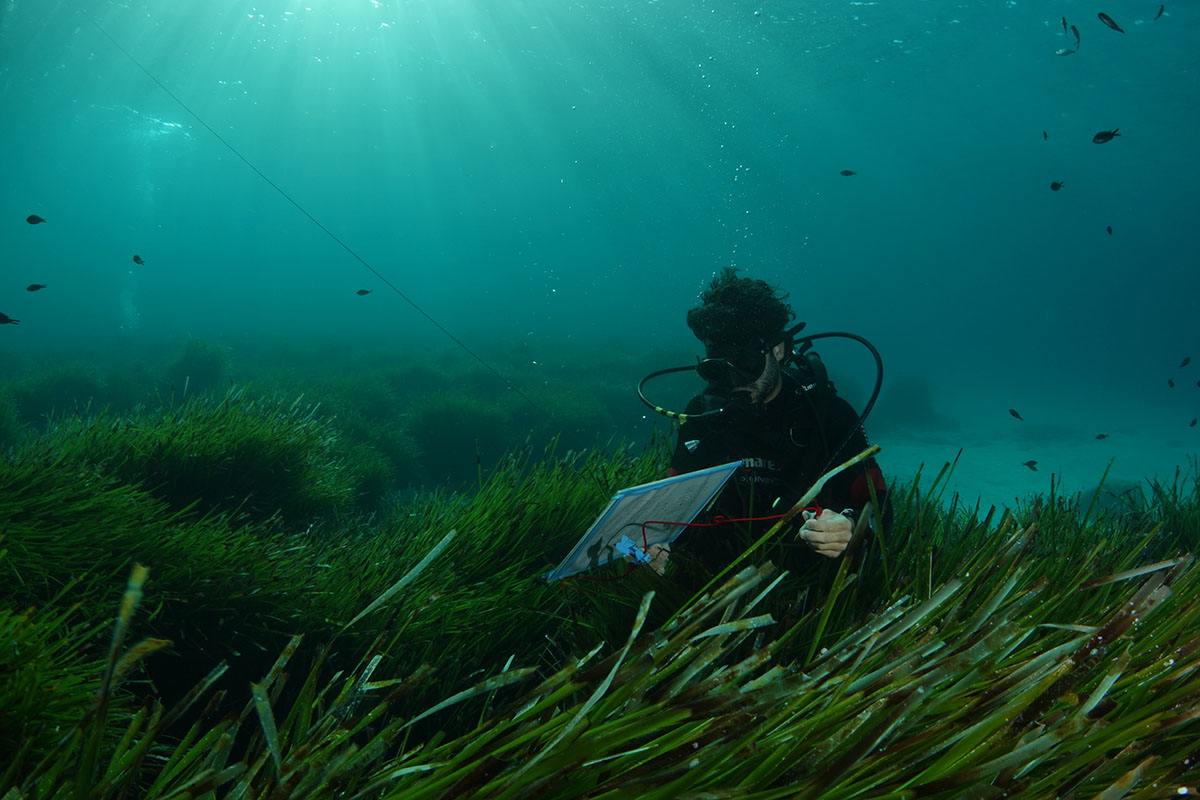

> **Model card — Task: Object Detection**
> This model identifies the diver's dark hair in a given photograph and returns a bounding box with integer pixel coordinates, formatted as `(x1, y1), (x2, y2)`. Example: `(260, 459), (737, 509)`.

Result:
(686, 267), (795, 347)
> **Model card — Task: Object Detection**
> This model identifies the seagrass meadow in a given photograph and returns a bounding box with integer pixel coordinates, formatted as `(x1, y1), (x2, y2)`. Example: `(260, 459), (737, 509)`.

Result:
(3, 347), (1200, 798)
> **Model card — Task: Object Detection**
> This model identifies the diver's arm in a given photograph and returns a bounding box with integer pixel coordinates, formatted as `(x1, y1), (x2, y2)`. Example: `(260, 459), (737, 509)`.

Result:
(821, 395), (890, 530)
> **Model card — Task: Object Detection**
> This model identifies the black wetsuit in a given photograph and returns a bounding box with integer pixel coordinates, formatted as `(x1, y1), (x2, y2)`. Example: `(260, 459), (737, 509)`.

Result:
(668, 370), (887, 574)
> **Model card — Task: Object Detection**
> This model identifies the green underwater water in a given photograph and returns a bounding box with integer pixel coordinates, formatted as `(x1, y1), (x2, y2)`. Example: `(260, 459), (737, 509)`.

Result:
(3, 0), (1199, 508)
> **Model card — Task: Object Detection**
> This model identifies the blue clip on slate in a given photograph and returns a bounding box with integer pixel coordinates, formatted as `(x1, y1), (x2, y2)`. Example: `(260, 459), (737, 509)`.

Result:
(614, 535), (652, 564)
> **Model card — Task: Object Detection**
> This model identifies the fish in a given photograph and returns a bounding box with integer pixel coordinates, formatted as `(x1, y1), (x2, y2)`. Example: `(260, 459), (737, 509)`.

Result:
(1093, 129), (1121, 143)
(356, 289), (373, 296)
(1061, 16), (1069, 37)
(1106, 226), (1113, 235)
(25, 214), (46, 225)
(1021, 460), (1038, 471)
(1095, 434), (1109, 439)
(1169, 379), (1176, 388)
(1043, 131), (1048, 140)
(839, 170), (856, 176)
(1055, 48), (1077, 56)
(26, 284), (46, 292)
(132, 255), (145, 265)
(1050, 181), (1065, 191)
(1181, 357), (1191, 368)
(1193, 419), (1198, 427)
(0, 312), (19, 325)
(1155, 4), (1164, 20)
(1071, 24), (1081, 46)
(1098, 12), (1125, 33)
(1009, 408), (1024, 421)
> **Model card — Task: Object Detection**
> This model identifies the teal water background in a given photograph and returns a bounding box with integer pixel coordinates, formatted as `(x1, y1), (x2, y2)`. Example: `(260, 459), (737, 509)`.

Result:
(2, 0), (1198, 501)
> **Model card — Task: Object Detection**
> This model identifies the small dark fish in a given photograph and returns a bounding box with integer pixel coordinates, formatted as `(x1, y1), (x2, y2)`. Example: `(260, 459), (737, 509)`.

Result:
(0, 312), (19, 325)
(132, 254), (145, 265)
(26, 284), (46, 292)
(1192, 418), (1198, 427)
(1169, 379), (1176, 388)
(1009, 408), (1024, 421)
(26, 214), (46, 225)
(839, 170), (856, 176)
(1061, 16), (1069, 37)
(1021, 460), (1038, 471)
(1095, 434), (1109, 439)
(1071, 24), (1081, 46)
(1050, 181), (1065, 191)
(1181, 356), (1191, 368)
(1155, 4), (1164, 20)
(1106, 226), (1113, 235)
(356, 289), (372, 296)
(1043, 131), (1048, 140)
(1098, 12), (1125, 33)
(1093, 129), (1121, 144)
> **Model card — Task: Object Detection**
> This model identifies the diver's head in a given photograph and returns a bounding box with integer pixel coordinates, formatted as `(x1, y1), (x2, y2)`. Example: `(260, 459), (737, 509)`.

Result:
(687, 268), (795, 402)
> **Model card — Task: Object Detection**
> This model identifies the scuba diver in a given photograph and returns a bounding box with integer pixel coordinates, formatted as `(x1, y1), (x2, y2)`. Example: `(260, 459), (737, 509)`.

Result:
(638, 268), (889, 576)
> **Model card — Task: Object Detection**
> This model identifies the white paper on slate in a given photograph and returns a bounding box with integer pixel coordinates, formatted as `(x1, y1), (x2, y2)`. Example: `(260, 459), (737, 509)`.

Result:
(545, 460), (741, 581)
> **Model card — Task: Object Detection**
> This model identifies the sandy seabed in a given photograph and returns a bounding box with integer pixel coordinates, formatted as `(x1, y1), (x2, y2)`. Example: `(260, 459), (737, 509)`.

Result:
(872, 384), (1198, 512)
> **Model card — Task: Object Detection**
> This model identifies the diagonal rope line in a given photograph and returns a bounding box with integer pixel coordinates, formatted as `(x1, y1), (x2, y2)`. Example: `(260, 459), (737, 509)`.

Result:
(84, 10), (548, 415)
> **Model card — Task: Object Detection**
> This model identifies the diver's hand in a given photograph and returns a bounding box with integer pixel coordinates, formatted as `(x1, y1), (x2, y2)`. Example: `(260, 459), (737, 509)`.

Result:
(645, 544), (670, 576)
(623, 544), (670, 575)
(800, 509), (853, 558)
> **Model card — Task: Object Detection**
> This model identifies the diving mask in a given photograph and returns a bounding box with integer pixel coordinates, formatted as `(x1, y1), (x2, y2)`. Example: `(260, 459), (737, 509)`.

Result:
(695, 341), (768, 388)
